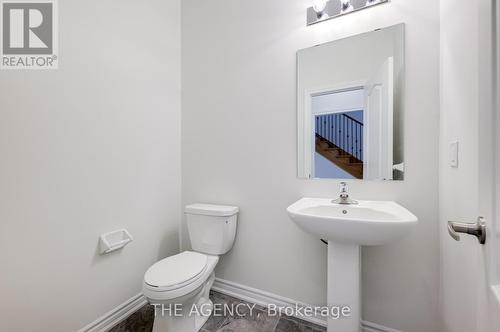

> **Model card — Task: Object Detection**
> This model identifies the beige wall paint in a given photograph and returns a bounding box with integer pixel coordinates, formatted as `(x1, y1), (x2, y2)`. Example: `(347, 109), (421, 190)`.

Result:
(0, 0), (181, 331)
(181, 0), (440, 331)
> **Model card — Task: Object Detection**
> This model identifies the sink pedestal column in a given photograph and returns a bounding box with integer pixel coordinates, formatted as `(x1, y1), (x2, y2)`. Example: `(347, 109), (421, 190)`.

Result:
(327, 241), (360, 332)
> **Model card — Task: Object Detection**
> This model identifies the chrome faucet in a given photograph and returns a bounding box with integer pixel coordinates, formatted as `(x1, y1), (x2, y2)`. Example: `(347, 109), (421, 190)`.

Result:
(332, 182), (358, 205)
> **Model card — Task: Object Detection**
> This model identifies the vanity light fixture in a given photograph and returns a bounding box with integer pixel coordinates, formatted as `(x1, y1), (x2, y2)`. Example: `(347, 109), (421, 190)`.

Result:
(312, 0), (328, 18)
(307, 0), (389, 25)
(340, 0), (353, 13)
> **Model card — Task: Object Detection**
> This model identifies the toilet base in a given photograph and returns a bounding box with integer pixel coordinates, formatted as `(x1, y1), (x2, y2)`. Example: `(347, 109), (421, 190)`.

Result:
(151, 272), (215, 332)
(151, 298), (213, 332)
(194, 298), (213, 330)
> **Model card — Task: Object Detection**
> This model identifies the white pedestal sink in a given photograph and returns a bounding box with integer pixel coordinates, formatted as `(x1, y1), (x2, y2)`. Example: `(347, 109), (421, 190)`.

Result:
(287, 198), (418, 332)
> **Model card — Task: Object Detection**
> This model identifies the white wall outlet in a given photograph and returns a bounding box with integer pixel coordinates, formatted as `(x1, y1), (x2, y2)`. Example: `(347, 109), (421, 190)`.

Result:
(450, 141), (459, 168)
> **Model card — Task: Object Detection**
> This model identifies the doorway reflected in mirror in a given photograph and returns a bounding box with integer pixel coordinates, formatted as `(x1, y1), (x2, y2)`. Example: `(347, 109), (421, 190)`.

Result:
(313, 89), (364, 179)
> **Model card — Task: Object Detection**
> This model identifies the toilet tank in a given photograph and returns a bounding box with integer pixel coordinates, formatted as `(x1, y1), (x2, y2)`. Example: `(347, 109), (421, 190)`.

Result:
(185, 203), (239, 255)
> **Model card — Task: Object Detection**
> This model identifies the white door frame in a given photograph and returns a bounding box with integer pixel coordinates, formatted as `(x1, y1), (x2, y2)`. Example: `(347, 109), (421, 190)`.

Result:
(300, 81), (366, 179)
(478, 0), (500, 330)
(363, 57), (394, 181)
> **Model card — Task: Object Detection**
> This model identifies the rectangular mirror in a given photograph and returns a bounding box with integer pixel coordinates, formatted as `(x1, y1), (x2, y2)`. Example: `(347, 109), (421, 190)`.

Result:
(297, 24), (404, 180)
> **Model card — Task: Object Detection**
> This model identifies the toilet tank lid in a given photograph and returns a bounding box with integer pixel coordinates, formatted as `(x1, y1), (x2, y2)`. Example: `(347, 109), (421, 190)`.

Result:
(185, 203), (239, 217)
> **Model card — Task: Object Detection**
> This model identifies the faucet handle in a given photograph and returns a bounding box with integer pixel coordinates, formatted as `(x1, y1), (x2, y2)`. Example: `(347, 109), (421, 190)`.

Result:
(332, 181), (358, 205)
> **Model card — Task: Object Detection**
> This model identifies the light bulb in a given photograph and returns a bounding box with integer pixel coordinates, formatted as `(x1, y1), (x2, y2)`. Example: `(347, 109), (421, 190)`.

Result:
(312, 0), (328, 14)
(340, 0), (354, 13)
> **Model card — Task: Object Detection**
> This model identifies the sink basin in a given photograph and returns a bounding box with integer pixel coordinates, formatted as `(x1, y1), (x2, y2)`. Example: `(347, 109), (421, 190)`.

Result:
(287, 198), (418, 245)
(287, 197), (418, 331)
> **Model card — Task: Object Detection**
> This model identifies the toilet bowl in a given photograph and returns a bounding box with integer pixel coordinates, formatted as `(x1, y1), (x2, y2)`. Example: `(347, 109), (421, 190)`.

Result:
(143, 203), (238, 332)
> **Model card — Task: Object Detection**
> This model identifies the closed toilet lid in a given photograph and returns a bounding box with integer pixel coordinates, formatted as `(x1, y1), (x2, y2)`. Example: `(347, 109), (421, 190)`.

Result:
(144, 251), (208, 288)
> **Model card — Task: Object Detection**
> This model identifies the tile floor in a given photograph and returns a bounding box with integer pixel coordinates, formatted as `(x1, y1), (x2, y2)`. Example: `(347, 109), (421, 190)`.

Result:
(109, 291), (326, 332)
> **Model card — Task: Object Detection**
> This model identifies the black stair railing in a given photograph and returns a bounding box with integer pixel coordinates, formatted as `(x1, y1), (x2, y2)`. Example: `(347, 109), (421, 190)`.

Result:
(315, 113), (363, 161)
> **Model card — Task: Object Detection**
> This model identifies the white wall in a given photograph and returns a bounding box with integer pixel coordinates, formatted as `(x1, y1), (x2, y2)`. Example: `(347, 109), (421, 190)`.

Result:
(182, 0), (439, 331)
(0, 0), (181, 331)
(314, 153), (355, 179)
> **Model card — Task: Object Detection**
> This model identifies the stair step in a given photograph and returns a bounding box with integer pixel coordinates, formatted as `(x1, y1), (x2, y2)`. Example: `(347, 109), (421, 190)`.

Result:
(315, 136), (363, 179)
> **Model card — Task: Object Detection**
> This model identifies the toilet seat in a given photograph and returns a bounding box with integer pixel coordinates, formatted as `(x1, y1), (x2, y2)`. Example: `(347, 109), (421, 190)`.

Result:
(143, 251), (219, 301)
(145, 251), (208, 291)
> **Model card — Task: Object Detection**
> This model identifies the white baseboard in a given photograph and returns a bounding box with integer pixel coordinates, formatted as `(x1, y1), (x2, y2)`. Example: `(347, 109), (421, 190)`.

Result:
(77, 279), (402, 332)
(77, 293), (147, 332)
(212, 277), (402, 332)
(212, 277), (327, 327)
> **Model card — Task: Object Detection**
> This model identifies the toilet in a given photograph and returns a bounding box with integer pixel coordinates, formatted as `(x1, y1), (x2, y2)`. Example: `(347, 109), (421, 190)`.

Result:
(143, 203), (239, 332)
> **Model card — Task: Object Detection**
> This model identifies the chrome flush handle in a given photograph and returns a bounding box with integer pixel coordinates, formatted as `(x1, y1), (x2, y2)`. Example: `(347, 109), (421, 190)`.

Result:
(448, 217), (486, 244)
